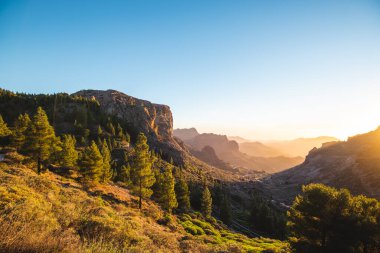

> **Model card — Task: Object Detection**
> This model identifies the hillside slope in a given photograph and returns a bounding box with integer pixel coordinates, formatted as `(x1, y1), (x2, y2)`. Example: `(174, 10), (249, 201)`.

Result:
(0, 153), (288, 253)
(266, 127), (380, 204)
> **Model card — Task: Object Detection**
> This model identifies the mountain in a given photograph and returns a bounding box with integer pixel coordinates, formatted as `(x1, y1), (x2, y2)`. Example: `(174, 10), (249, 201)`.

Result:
(175, 130), (303, 173)
(228, 136), (251, 143)
(263, 136), (339, 157)
(189, 145), (234, 172)
(73, 90), (186, 165)
(265, 127), (380, 204)
(173, 128), (199, 141)
(239, 141), (285, 158)
(0, 88), (286, 238)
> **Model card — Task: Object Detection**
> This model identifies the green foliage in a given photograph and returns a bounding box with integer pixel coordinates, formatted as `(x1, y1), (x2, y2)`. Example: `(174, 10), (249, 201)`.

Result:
(155, 166), (178, 213)
(58, 134), (78, 167)
(178, 213), (289, 252)
(107, 122), (115, 136)
(220, 193), (232, 226)
(0, 114), (11, 137)
(287, 183), (380, 253)
(80, 141), (103, 183)
(201, 186), (212, 218)
(11, 113), (31, 151)
(100, 140), (113, 183)
(130, 132), (155, 209)
(250, 196), (286, 239)
(25, 107), (58, 172)
(119, 164), (131, 185)
(175, 171), (191, 212)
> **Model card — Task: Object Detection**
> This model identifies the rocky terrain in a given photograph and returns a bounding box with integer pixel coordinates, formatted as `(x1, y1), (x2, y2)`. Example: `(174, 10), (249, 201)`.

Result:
(73, 90), (189, 166)
(265, 127), (380, 204)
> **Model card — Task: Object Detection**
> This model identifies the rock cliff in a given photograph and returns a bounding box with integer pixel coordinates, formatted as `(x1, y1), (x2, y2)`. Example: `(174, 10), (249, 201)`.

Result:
(73, 89), (185, 164)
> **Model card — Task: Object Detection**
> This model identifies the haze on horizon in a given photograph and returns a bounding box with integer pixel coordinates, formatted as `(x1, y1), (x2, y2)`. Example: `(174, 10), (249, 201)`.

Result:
(1, 0), (380, 141)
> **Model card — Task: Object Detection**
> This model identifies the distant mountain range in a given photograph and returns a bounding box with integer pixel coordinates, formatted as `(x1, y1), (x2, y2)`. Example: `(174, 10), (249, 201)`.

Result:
(236, 136), (339, 158)
(173, 128), (304, 173)
(264, 127), (380, 204)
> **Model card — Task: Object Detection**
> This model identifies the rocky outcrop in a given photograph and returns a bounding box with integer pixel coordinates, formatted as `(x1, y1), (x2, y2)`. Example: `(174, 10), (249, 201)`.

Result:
(73, 89), (173, 140)
(190, 145), (234, 172)
(173, 128), (199, 141)
(189, 133), (239, 156)
(73, 89), (185, 164)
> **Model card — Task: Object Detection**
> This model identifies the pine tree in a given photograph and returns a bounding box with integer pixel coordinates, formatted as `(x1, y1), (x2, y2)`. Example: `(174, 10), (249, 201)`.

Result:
(59, 134), (78, 167)
(11, 113), (31, 151)
(116, 123), (124, 140)
(100, 139), (112, 183)
(125, 132), (131, 143)
(25, 107), (56, 174)
(156, 167), (178, 213)
(97, 125), (103, 136)
(107, 122), (115, 136)
(119, 164), (131, 185)
(80, 141), (103, 183)
(131, 132), (155, 209)
(220, 194), (232, 225)
(201, 186), (212, 218)
(175, 171), (191, 212)
(0, 114), (11, 137)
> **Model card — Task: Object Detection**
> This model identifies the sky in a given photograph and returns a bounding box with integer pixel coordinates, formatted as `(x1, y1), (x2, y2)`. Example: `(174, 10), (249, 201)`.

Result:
(1, 0), (380, 140)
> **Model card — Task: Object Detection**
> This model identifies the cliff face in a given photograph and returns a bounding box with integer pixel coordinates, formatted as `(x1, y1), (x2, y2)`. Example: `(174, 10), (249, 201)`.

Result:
(266, 127), (380, 203)
(73, 89), (186, 164)
(73, 89), (173, 140)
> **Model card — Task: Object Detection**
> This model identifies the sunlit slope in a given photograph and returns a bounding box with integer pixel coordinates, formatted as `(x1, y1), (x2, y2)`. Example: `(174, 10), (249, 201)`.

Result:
(0, 153), (289, 253)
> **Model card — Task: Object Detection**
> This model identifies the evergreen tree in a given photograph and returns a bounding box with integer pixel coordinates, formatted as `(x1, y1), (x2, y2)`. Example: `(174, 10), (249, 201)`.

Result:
(100, 139), (112, 183)
(220, 193), (232, 225)
(119, 164), (131, 185)
(116, 123), (124, 140)
(25, 107), (56, 174)
(156, 166), (178, 213)
(130, 132), (155, 209)
(287, 183), (380, 253)
(175, 171), (191, 212)
(80, 141), (103, 183)
(125, 132), (131, 143)
(201, 186), (212, 218)
(59, 134), (78, 167)
(0, 114), (11, 137)
(11, 113), (31, 151)
(97, 125), (103, 136)
(107, 122), (115, 136)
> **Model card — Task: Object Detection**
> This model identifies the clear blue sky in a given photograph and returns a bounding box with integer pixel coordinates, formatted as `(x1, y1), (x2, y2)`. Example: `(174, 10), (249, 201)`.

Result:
(1, 0), (380, 140)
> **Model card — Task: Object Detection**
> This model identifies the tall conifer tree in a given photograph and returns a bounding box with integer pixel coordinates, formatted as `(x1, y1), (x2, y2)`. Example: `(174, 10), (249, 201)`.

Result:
(201, 186), (212, 218)
(156, 166), (178, 213)
(59, 134), (78, 167)
(25, 107), (56, 174)
(131, 132), (155, 209)
(0, 114), (11, 137)
(175, 171), (191, 212)
(80, 141), (103, 183)
(100, 139), (112, 183)
(11, 113), (31, 151)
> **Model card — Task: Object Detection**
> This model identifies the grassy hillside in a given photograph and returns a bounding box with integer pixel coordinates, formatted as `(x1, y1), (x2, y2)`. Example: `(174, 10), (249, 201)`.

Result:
(0, 151), (289, 253)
